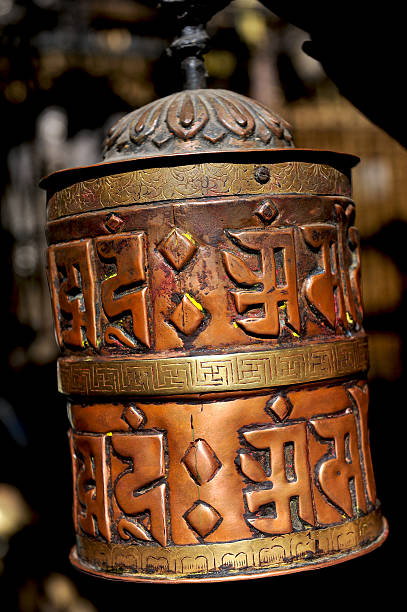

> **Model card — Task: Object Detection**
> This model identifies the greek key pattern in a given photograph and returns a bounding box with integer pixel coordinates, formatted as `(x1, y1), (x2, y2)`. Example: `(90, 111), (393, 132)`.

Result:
(58, 337), (368, 396)
(48, 161), (351, 221)
(74, 508), (385, 580)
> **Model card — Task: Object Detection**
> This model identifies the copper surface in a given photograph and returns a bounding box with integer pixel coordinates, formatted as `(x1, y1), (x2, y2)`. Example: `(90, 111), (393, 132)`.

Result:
(43, 86), (386, 582)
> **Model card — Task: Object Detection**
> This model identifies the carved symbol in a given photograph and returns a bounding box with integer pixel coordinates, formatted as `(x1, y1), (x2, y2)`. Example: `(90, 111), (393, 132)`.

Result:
(221, 552), (248, 569)
(169, 294), (205, 335)
(72, 433), (111, 541)
(254, 199), (278, 224)
(348, 226), (363, 322)
(269, 395), (290, 421)
(222, 228), (300, 337)
(182, 439), (222, 485)
(104, 213), (124, 233)
(184, 501), (222, 538)
(311, 412), (367, 517)
(123, 405), (145, 430)
(167, 92), (209, 140)
(181, 556), (209, 574)
(240, 422), (315, 534)
(348, 384), (376, 505)
(301, 224), (342, 328)
(335, 203), (359, 326)
(301, 204), (360, 330)
(48, 240), (97, 349)
(158, 227), (198, 271)
(96, 233), (150, 348)
(112, 432), (168, 546)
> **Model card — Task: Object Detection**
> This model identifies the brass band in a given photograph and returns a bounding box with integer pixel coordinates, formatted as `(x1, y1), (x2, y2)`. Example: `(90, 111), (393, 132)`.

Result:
(74, 508), (385, 581)
(48, 161), (351, 221)
(58, 336), (368, 396)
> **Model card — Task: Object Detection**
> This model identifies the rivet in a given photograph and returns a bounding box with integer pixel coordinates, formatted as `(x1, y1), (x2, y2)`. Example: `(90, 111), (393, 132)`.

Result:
(254, 166), (270, 184)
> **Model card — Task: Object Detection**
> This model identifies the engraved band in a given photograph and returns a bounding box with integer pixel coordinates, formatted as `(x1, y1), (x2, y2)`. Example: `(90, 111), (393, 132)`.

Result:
(58, 336), (368, 396)
(48, 161), (351, 221)
(73, 508), (384, 581)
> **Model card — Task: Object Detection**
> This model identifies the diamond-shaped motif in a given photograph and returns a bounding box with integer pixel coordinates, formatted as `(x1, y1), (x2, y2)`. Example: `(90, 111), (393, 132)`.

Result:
(254, 199), (278, 224)
(169, 294), (204, 335)
(184, 501), (222, 538)
(182, 439), (221, 485)
(158, 228), (197, 271)
(104, 213), (124, 233)
(269, 395), (290, 421)
(122, 405), (144, 430)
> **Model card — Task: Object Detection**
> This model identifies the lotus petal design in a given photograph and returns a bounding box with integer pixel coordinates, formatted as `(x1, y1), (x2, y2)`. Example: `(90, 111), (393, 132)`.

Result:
(103, 89), (294, 161)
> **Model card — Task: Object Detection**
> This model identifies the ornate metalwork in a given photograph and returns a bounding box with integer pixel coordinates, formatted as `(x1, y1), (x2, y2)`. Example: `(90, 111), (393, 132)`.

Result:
(58, 337), (369, 396)
(73, 508), (385, 582)
(48, 161), (350, 220)
(41, 5), (386, 581)
(103, 89), (294, 161)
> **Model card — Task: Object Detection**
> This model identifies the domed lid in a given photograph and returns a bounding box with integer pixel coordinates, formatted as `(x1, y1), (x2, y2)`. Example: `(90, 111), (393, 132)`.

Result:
(103, 88), (294, 162)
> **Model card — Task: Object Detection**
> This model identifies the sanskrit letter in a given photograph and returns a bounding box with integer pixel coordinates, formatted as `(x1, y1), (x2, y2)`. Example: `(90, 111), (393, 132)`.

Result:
(348, 226), (363, 323)
(311, 412), (367, 516)
(335, 203), (359, 326)
(348, 384), (376, 505)
(73, 433), (111, 541)
(222, 228), (300, 337)
(240, 422), (314, 534)
(48, 240), (97, 348)
(112, 432), (168, 546)
(301, 224), (345, 328)
(96, 233), (150, 348)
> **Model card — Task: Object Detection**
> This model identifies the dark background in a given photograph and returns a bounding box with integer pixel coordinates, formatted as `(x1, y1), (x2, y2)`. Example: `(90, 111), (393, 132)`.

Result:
(0, 1), (404, 609)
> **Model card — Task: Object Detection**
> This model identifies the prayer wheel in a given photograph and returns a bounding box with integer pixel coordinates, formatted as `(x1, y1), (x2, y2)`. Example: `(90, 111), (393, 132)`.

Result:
(41, 86), (388, 582)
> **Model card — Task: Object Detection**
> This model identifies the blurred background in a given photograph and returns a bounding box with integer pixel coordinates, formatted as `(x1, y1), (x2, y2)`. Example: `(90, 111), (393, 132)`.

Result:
(0, 0), (404, 608)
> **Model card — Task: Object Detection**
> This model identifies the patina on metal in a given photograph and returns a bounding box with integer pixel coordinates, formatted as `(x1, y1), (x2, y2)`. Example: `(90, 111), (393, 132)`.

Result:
(41, 1), (387, 583)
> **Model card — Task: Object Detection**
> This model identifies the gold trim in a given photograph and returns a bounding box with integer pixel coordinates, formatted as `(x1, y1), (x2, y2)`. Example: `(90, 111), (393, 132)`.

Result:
(58, 336), (368, 396)
(75, 508), (384, 580)
(48, 161), (351, 220)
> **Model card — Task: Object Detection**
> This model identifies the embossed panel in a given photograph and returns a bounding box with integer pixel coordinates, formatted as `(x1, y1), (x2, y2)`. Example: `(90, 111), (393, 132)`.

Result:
(67, 380), (380, 553)
(241, 422), (315, 534)
(311, 412), (367, 517)
(48, 240), (98, 349)
(71, 433), (110, 541)
(95, 232), (150, 349)
(45, 144), (386, 582)
(112, 432), (168, 547)
(48, 194), (369, 357)
(223, 228), (300, 337)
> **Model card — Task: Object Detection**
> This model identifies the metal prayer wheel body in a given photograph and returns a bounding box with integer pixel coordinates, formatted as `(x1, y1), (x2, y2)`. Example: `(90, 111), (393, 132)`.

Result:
(42, 89), (387, 583)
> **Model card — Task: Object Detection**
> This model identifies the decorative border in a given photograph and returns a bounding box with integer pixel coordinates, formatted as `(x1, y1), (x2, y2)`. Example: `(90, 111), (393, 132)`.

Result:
(48, 161), (351, 221)
(58, 337), (368, 396)
(74, 508), (384, 581)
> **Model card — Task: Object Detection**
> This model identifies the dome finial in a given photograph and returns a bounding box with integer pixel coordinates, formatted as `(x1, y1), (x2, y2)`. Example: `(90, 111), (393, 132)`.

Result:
(103, 89), (294, 161)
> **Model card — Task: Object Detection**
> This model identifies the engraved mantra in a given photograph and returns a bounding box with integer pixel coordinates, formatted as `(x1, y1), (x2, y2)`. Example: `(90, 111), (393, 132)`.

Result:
(47, 162), (351, 220)
(49, 218), (363, 353)
(224, 210), (362, 336)
(48, 233), (150, 350)
(58, 337), (368, 395)
(71, 398), (376, 547)
(75, 509), (384, 579)
(301, 203), (362, 330)
(223, 228), (300, 337)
